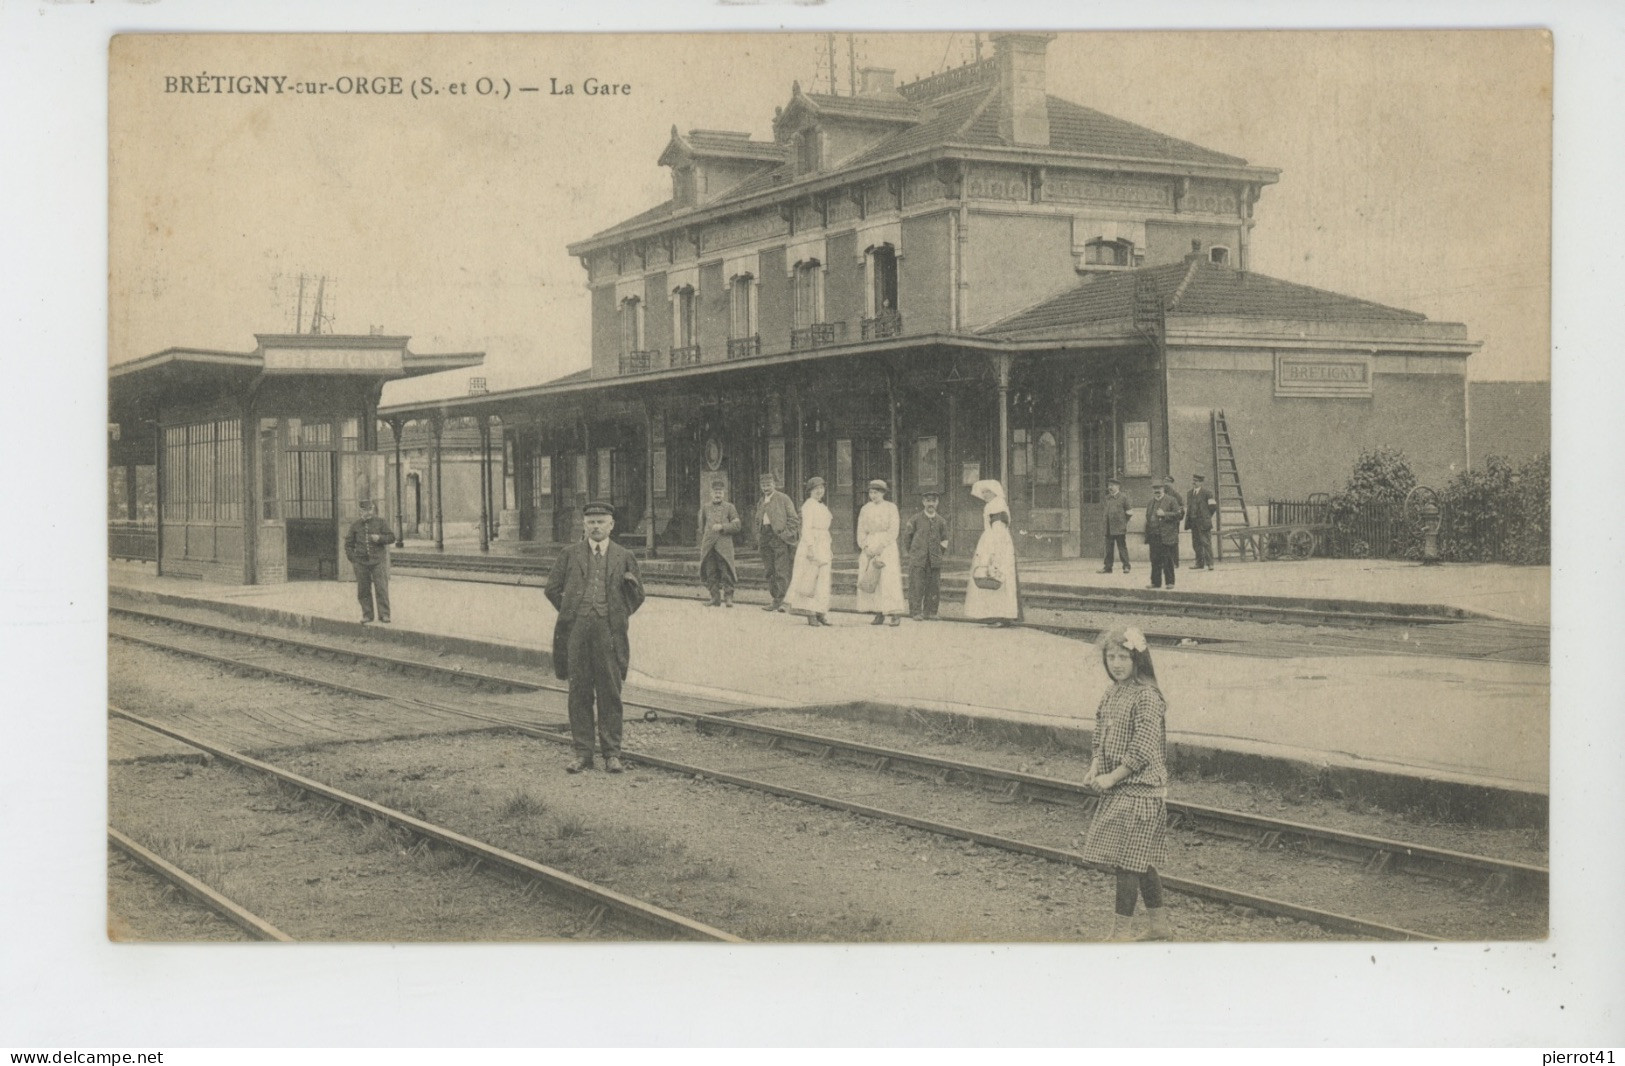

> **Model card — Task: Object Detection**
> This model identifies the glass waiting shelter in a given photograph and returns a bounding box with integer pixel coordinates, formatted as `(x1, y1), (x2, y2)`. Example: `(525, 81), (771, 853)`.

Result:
(109, 334), (482, 584)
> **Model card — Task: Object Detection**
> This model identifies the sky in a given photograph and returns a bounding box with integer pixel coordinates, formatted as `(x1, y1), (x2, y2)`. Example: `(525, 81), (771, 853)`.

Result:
(108, 31), (1551, 407)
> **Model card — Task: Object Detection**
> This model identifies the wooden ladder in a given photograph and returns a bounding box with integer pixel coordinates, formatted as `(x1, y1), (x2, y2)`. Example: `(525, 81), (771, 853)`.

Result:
(1212, 409), (1251, 560)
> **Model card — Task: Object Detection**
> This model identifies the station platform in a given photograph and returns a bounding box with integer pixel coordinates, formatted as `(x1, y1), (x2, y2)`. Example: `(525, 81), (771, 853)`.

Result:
(392, 534), (1550, 627)
(109, 558), (1550, 817)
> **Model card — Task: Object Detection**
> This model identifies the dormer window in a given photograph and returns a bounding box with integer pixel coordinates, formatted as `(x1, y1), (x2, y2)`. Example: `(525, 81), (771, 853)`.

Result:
(796, 130), (820, 175)
(674, 165), (697, 206)
(1084, 239), (1133, 268)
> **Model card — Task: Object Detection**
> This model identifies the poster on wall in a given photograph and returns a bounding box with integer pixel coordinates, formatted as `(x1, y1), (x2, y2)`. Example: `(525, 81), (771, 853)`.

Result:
(915, 436), (940, 488)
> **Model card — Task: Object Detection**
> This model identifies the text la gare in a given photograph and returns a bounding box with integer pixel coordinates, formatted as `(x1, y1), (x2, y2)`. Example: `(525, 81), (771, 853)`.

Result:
(551, 78), (632, 96)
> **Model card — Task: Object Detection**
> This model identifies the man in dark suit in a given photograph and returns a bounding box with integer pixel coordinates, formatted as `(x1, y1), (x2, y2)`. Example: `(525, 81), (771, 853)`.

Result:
(1185, 472), (1218, 570)
(901, 490), (950, 620)
(544, 500), (645, 774)
(754, 472), (800, 612)
(343, 499), (396, 624)
(1098, 477), (1132, 574)
(1144, 478), (1185, 590)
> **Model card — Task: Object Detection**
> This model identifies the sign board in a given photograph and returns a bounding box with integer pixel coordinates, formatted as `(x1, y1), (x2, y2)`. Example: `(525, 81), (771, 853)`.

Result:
(262, 345), (405, 375)
(1275, 354), (1373, 398)
(1123, 422), (1151, 477)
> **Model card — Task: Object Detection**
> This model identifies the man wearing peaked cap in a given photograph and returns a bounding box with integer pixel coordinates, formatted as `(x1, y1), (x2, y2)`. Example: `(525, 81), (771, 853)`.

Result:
(1100, 477), (1132, 575)
(754, 472), (799, 612)
(697, 478), (742, 607)
(902, 490), (950, 621)
(344, 497), (396, 624)
(545, 499), (645, 774)
(1185, 473), (1218, 570)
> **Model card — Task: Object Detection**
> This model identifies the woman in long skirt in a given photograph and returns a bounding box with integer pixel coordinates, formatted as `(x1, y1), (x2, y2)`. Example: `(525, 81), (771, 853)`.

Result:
(1081, 625), (1173, 941)
(786, 476), (833, 625)
(856, 479), (907, 625)
(963, 479), (1022, 626)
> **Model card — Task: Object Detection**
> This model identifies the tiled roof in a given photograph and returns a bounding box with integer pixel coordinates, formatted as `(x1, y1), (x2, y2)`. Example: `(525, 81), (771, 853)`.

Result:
(708, 162), (795, 202)
(845, 88), (994, 166)
(800, 92), (923, 122)
(581, 83), (1259, 245)
(580, 199), (681, 243)
(982, 260), (1429, 337)
(980, 262), (1190, 335)
(682, 130), (788, 162)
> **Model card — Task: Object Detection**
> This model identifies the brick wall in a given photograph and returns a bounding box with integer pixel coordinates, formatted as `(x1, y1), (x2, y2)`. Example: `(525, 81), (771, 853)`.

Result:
(899, 213), (952, 332)
(1166, 357), (1469, 500)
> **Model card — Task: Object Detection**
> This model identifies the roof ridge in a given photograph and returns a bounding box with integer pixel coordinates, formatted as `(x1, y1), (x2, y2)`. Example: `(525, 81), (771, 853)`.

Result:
(953, 85), (1000, 141)
(1165, 256), (1204, 312)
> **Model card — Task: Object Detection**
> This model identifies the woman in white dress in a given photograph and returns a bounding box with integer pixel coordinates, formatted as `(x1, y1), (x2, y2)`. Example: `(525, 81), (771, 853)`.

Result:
(964, 478), (1022, 626)
(856, 479), (908, 626)
(786, 476), (834, 626)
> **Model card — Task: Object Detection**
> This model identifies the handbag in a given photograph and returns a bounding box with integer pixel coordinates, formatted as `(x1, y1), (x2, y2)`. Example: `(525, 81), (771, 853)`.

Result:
(972, 563), (1003, 591)
(857, 557), (883, 594)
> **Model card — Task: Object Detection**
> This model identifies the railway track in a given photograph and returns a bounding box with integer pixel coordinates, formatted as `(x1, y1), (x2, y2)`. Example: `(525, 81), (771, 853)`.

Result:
(109, 604), (1547, 899)
(112, 606), (1546, 938)
(109, 706), (744, 944)
(388, 552), (1549, 664)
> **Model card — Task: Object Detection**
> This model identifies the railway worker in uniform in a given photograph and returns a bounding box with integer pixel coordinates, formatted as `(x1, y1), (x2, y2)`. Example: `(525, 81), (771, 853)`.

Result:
(1099, 476), (1132, 575)
(786, 476), (834, 626)
(1082, 625), (1173, 941)
(697, 478), (742, 607)
(545, 500), (646, 774)
(964, 479), (1021, 627)
(344, 498), (396, 624)
(1144, 478), (1185, 589)
(856, 479), (907, 626)
(754, 472), (800, 613)
(901, 490), (950, 621)
(1185, 473), (1218, 570)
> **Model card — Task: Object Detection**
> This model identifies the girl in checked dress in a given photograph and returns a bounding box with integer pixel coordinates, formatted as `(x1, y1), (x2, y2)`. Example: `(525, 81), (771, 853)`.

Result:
(1081, 625), (1172, 941)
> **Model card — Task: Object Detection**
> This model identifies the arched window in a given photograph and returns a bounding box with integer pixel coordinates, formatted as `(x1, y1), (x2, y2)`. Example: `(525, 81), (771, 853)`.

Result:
(1084, 239), (1132, 268)
(1209, 245), (1231, 266)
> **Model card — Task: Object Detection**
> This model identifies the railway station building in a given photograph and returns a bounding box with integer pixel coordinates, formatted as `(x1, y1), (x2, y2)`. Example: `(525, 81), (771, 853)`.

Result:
(108, 333), (483, 583)
(385, 33), (1477, 561)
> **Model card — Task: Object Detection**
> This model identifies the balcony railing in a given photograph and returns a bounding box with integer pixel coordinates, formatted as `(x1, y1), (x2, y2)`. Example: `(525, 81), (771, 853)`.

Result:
(618, 349), (662, 374)
(860, 311), (904, 340)
(671, 344), (702, 367)
(726, 335), (760, 360)
(790, 321), (848, 351)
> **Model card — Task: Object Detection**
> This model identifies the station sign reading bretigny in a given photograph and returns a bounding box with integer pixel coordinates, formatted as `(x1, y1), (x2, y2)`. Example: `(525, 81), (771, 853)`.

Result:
(262, 344), (407, 376)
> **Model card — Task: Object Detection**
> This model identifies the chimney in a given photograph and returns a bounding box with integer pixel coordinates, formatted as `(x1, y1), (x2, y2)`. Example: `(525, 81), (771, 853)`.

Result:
(859, 67), (897, 97)
(991, 32), (1054, 147)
